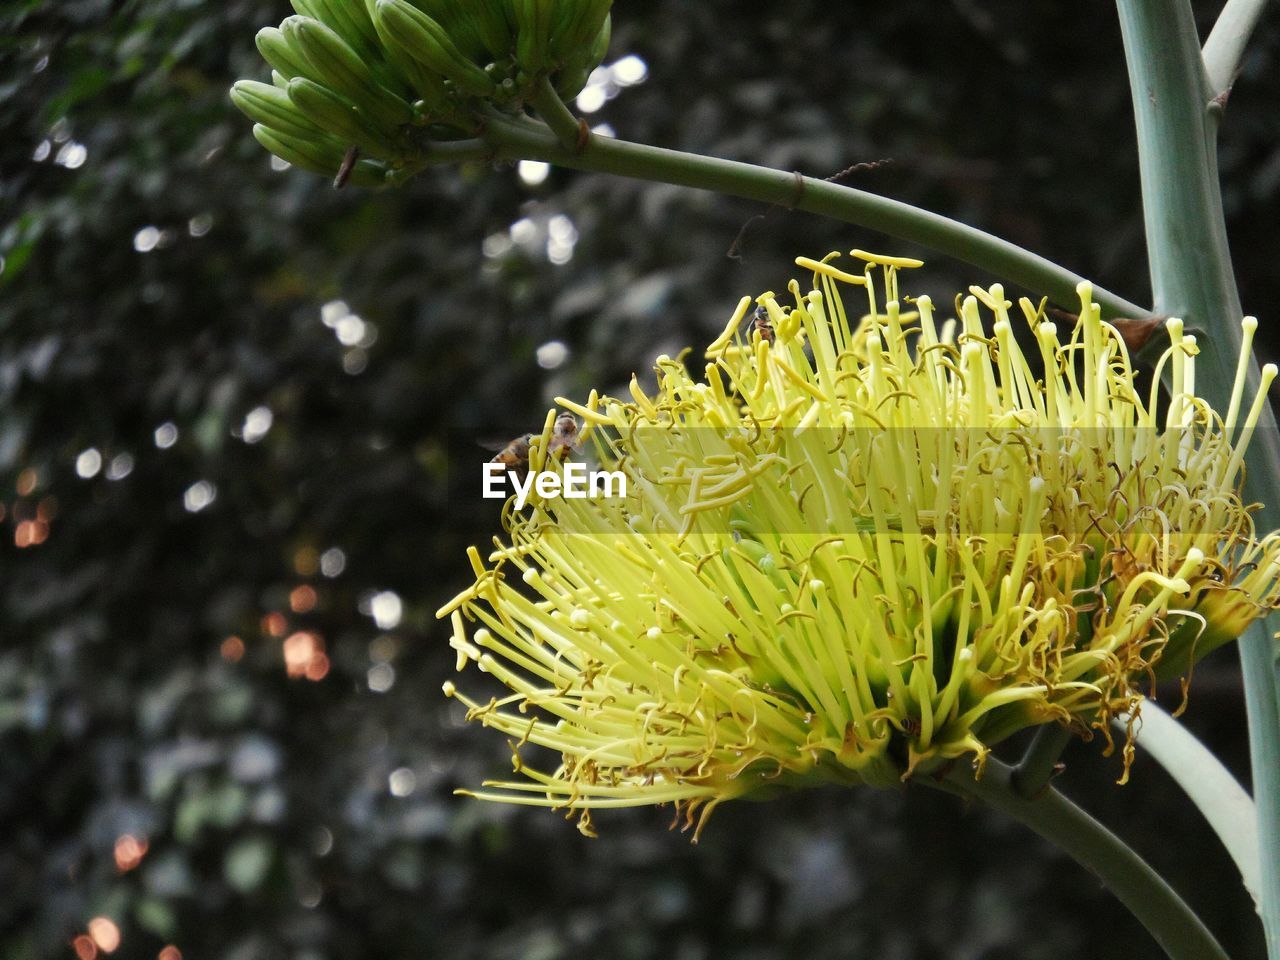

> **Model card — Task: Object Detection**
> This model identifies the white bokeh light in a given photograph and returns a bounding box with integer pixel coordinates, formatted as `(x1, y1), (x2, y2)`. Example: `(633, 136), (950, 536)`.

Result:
(106, 453), (134, 481)
(367, 663), (396, 693)
(154, 422), (179, 449)
(536, 340), (570, 370)
(183, 480), (217, 513)
(576, 83), (608, 113)
(242, 406), (274, 444)
(75, 448), (102, 479)
(133, 226), (161, 253)
(610, 55), (649, 86)
(320, 547), (346, 578)
(369, 591), (403, 630)
(388, 767), (416, 797)
(55, 142), (87, 169)
(518, 160), (551, 186)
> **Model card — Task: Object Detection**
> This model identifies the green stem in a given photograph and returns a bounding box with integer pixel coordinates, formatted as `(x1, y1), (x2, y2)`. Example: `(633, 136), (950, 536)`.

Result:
(1115, 2), (1280, 955)
(479, 114), (1148, 319)
(1114, 704), (1261, 906)
(1011, 722), (1074, 798)
(1204, 0), (1273, 97)
(931, 759), (1231, 960)
(531, 76), (586, 150)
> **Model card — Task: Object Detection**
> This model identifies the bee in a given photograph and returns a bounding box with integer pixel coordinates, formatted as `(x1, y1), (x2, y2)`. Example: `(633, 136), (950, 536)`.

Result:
(485, 433), (535, 480)
(548, 412), (580, 460)
(751, 304), (775, 344)
(482, 413), (578, 480)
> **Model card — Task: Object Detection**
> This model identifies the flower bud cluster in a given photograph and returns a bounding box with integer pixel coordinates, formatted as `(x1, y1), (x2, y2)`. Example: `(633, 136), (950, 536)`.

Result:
(231, 0), (612, 184)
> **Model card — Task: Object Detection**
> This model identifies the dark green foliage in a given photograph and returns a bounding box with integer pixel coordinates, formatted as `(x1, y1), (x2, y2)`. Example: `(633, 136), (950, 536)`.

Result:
(2, 1), (1276, 958)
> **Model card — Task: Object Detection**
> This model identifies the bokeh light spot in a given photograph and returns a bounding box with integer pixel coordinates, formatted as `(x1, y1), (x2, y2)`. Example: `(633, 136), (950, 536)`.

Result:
(261, 612), (288, 637)
(88, 917), (120, 953)
(76, 448), (102, 479)
(320, 547), (346, 578)
(368, 591), (402, 630)
(388, 767), (416, 797)
(536, 340), (569, 370)
(154, 423), (178, 449)
(290, 585), (317, 614)
(133, 226), (161, 253)
(114, 834), (148, 872)
(221, 636), (246, 663)
(183, 480), (216, 513)
(517, 160), (550, 186)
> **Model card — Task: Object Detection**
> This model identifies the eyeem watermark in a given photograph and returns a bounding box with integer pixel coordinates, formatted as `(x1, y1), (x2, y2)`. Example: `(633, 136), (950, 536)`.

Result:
(483, 462), (627, 510)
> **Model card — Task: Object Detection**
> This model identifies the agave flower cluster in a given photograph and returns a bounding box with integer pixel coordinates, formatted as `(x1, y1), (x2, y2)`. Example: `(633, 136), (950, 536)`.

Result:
(231, 0), (611, 185)
(439, 252), (1280, 837)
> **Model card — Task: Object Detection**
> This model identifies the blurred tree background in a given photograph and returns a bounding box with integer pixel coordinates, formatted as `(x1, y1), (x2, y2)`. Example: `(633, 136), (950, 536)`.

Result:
(3, 2), (1279, 958)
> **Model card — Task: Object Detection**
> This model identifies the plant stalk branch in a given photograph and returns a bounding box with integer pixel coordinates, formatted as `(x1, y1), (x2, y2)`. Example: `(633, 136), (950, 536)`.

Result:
(1204, 0), (1273, 98)
(931, 759), (1231, 960)
(1011, 723), (1075, 798)
(1115, 703), (1261, 906)
(1115, 1), (1280, 954)
(479, 115), (1148, 319)
(531, 76), (586, 151)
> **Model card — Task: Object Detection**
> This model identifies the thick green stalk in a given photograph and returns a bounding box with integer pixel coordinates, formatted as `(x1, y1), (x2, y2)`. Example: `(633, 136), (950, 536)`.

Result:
(1116, 1), (1280, 955)
(480, 113), (1147, 319)
(931, 760), (1230, 960)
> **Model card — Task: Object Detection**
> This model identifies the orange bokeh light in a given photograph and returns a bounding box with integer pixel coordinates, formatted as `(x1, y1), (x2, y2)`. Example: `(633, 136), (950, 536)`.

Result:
(293, 545), (319, 576)
(283, 631), (328, 680)
(16, 468), (37, 496)
(305, 652), (330, 681)
(220, 636), (246, 663)
(261, 612), (288, 637)
(158, 946), (183, 960)
(72, 935), (97, 960)
(88, 917), (120, 953)
(113, 834), (149, 872)
(289, 585), (317, 614)
(14, 519), (49, 548)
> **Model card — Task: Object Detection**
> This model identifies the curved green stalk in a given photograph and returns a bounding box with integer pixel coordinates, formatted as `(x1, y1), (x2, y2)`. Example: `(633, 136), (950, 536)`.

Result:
(1012, 723), (1075, 798)
(1115, 1), (1280, 955)
(1116, 705), (1261, 906)
(930, 759), (1231, 960)
(483, 113), (1148, 319)
(1204, 0), (1273, 97)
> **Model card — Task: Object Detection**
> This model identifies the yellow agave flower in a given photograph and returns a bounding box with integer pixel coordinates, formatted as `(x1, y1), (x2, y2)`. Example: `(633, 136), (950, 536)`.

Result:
(437, 251), (1280, 838)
